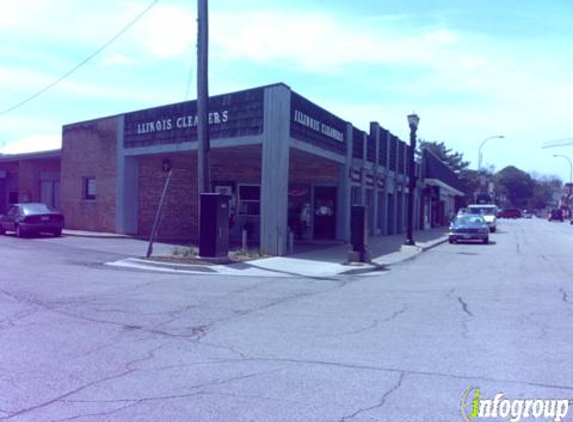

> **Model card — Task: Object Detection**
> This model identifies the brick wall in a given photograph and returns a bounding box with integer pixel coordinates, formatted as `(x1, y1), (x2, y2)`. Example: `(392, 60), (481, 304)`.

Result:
(289, 148), (340, 184)
(18, 158), (60, 202)
(138, 145), (262, 242)
(0, 161), (19, 211)
(61, 117), (118, 232)
(138, 153), (197, 241)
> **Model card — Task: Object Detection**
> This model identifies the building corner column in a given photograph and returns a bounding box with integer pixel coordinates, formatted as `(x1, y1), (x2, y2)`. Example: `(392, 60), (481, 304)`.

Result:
(337, 123), (353, 242)
(115, 115), (139, 235)
(260, 85), (291, 256)
(370, 122), (380, 235)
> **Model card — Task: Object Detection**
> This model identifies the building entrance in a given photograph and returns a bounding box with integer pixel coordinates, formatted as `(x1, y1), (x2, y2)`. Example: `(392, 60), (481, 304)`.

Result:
(313, 186), (336, 239)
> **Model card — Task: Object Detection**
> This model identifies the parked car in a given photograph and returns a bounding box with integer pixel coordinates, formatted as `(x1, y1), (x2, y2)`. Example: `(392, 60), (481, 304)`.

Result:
(467, 204), (498, 232)
(522, 209), (533, 218)
(449, 215), (490, 244)
(497, 208), (522, 219)
(0, 203), (64, 237)
(548, 208), (564, 222)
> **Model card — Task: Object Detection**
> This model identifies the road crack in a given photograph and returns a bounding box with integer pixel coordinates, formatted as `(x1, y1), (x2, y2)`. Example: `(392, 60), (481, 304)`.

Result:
(339, 372), (405, 421)
(458, 296), (474, 317)
(559, 288), (571, 304)
(382, 305), (408, 322)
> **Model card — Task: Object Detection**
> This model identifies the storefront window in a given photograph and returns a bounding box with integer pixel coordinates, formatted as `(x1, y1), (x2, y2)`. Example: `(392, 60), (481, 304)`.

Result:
(238, 184), (260, 216)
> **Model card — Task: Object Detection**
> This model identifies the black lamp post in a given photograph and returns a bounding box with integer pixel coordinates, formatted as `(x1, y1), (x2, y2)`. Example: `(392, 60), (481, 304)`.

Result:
(404, 113), (420, 246)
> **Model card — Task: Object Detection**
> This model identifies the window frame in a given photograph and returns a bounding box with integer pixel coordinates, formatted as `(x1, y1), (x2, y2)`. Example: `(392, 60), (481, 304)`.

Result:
(83, 177), (96, 201)
(237, 183), (261, 216)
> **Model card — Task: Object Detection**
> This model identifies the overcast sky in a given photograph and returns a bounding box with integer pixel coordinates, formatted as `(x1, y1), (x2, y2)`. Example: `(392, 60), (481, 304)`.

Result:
(1, 0), (572, 181)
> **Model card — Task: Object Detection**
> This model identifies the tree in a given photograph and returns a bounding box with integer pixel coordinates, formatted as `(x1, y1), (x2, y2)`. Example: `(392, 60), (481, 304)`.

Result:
(418, 140), (476, 205)
(528, 176), (562, 210)
(418, 140), (469, 172)
(494, 166), (535, 208)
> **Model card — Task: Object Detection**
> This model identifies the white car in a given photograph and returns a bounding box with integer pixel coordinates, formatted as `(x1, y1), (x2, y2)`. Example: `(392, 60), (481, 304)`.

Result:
(467, 204), (498, 232)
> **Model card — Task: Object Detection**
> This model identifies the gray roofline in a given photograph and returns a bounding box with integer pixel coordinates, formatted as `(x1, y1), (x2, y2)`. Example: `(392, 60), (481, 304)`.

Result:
(0, 149), (61, 162)
(63, 82), (291, 129)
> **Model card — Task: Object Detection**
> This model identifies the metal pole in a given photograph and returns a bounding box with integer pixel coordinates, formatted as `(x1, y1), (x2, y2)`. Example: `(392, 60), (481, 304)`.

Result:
(553, 155), (573, 184)
(197, 0), (210, 196)
(146, 170), (173, 258)
(405, 125), (417, 245)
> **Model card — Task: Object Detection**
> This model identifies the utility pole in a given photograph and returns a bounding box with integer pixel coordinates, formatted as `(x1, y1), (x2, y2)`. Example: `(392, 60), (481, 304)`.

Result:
(197, 0), (210, 195)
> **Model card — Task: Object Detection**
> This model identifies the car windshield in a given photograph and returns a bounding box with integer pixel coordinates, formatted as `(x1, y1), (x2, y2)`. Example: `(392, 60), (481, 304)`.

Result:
(468, 207), (496, 216)
(455, 215), (485, 225)
(21, 203), (52, 215)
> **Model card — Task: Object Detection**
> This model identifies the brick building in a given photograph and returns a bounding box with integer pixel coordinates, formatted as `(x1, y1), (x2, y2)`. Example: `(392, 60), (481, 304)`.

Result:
(0, 150), (61, 212)
(0, 83), (463, 255)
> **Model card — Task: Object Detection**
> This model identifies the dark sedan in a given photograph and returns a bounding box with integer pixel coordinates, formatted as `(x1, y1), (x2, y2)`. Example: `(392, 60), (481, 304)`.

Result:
(449, 215), (490, 244)
(548, 208), (564, 222)
(497, 207), (522, 218)
(0, 203), (64, 237)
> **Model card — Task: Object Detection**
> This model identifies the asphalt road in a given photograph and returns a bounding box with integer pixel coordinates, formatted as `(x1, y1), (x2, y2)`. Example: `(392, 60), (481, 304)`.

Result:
(1, 218), (573, 421)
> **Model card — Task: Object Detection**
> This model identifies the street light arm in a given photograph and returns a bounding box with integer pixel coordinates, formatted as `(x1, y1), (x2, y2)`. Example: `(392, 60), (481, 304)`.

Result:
(553, 154), (573, 184)
(478, 135), (504, 170)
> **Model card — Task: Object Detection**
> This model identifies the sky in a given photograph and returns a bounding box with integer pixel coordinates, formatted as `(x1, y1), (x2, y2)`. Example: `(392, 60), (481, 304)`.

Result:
(1, 0), (573, 181)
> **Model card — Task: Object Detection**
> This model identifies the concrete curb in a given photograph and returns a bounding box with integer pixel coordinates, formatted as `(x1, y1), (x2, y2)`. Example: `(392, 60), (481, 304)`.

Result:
(106, 235), (450, 278)
(419, 236), (450, 252)
(368, 236), (449, 268)
(63, 231), (132, 239)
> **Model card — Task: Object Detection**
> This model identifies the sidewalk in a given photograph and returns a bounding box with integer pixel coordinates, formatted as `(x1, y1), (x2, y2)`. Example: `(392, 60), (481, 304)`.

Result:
(105, 227), (449, 278)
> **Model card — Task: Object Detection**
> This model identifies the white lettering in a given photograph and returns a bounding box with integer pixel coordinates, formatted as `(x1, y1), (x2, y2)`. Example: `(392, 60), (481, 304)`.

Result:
(475, 395), (569, 422)
(510, 399), (524, 422)
(531, 400), (544, 417)
(479, 400), (493, 417)
(523, 399), (534, 417)
(136, 110), (228, 134)
(491, 393), (504, 417)
(555, 400), (569, 421)
(499, 399), (511, 418)
(294, 109), (344, 142)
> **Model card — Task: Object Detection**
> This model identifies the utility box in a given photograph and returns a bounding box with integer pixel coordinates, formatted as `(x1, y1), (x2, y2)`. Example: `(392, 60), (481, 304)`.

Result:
(349, 205), (370, 262)
(199, 193), (229, 258)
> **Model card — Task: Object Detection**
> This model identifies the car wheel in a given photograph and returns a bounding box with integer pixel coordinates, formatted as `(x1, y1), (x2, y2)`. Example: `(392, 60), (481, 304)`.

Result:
(490, 227), (496, 233)
(483, 238), (489, 244)
(449, 238), (456, 244)
(15, 225), (25, 238)
(53, 229), (62, 237)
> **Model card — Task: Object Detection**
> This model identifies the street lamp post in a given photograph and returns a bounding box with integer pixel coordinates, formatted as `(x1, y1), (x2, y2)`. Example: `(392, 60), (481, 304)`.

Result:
(405, 113), (420, 246)
(478, 135), (504, 171)
(553, 154), (573, 184)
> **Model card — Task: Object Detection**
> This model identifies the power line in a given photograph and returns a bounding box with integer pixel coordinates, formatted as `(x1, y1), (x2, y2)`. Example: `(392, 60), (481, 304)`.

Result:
(542, 138), (573, 149)
(0, 0), (161, 116)
(184, 56), (195, 100)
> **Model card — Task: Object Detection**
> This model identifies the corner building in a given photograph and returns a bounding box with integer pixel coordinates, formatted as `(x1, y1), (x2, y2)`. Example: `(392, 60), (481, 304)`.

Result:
(56, 83), (460, 255)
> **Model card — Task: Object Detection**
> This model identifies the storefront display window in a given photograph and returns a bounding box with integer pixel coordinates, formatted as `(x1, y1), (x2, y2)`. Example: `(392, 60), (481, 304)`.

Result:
(238, 184), (260, 216)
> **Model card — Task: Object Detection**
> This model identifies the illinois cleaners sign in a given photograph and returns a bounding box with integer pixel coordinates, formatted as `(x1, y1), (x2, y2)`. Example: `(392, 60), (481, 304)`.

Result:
(124, 87), (264, 148)
(290, 92), (347, 155)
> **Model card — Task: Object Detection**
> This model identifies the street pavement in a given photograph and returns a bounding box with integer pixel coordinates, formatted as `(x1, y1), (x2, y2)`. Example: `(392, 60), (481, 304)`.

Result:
(1, 218), (573, 421)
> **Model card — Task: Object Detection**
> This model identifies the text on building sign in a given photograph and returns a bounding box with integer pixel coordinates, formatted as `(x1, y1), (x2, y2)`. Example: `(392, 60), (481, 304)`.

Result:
(293, 110), (344, 142)
(136, 110), (229, 135)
